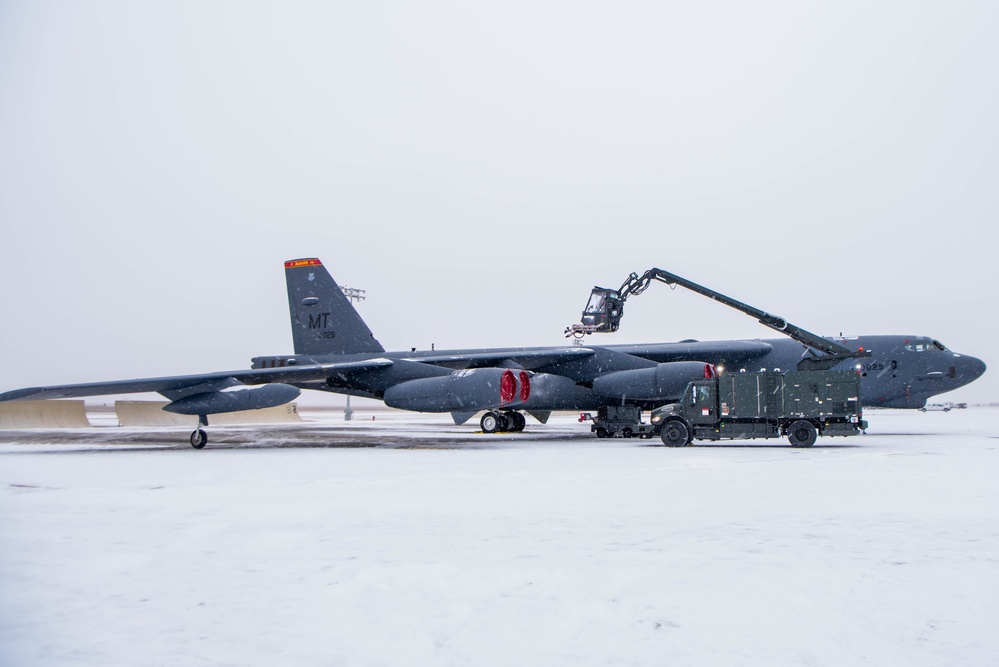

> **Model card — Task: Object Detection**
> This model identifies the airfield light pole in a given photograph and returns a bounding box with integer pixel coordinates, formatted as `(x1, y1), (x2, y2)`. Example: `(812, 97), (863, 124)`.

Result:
(340, 286), (366, 421)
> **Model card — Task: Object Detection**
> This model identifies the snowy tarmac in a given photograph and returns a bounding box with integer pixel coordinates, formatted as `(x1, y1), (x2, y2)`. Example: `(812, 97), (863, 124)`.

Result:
(1, 408), (997, 666)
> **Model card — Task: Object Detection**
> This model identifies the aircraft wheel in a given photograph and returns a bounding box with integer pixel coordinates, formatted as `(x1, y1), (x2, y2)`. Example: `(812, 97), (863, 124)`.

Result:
(622, 428), (633, 438)
(496, 412), (512, 432)
(190, 429), (208, 449)
(787, 420), (817, 447)
(660, 420), (689, 447)
(509, 412), (526, 432)
(481, 412), (500, 434)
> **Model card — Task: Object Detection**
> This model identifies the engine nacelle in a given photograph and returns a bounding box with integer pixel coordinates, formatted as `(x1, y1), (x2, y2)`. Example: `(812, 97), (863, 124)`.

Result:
(591, 362), (714, 401)
(383, 368), (531, 412)
(164, 383), (301, 415)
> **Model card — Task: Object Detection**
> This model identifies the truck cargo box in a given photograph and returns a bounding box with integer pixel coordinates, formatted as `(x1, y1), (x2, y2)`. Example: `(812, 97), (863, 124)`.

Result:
(719, 371), (860, 421)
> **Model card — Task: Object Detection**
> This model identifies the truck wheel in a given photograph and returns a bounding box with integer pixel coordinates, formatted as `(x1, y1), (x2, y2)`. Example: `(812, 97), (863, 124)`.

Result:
(595, 427), (609, 438)
(787, 420), (817, 447)
(660, 421), (689, 447)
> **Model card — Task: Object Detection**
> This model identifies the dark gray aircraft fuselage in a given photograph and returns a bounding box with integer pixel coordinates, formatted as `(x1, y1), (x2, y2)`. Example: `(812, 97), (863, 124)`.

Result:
(277, 334), (984, 413)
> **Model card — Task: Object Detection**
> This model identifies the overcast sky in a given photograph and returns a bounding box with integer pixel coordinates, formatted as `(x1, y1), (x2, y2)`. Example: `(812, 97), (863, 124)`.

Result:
(1, 1), (996, 403)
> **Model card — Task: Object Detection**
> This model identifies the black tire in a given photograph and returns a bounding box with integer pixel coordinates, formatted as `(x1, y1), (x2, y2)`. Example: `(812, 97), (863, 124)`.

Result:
(787, 420), (817, 447)
(481, 412), (500, 433)
(509, 412), (526, 432)
(660, 420), (689, 447)
(496, 413), (511, 432)
(190, 429), (208, 449)
(621, 428), (633, 439)
(595, 427), (609, 438)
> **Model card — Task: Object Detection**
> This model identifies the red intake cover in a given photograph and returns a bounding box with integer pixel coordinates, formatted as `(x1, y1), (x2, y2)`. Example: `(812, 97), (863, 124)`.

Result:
(500, 369), (516, 406)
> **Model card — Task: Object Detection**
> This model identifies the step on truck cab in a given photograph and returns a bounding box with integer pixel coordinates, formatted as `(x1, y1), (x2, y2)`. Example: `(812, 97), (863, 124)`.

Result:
(650, 370), (867, 447)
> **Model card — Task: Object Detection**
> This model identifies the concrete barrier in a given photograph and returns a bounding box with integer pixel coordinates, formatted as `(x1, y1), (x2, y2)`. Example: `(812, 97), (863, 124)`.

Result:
(0, 400), (91, 428)
(115, 401), (302, 427)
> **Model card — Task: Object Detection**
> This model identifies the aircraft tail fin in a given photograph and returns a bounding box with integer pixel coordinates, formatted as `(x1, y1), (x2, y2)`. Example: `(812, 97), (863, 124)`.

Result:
(284, 259), (385, 356)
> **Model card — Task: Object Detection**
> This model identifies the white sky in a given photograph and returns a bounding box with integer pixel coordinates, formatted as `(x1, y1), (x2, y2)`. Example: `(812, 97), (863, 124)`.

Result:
(0, 1), (996, 402)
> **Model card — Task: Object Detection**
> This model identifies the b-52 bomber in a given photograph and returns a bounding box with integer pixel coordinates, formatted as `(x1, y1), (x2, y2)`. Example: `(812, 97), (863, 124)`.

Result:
(0, 258), (986, 447)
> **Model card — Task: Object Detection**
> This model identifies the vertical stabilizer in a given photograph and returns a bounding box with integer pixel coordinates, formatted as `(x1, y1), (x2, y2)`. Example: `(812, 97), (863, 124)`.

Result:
(285, 259), (385, 356)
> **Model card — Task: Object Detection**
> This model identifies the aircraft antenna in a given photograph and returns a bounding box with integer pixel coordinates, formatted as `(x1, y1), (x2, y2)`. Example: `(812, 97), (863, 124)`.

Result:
(341, 287), (366, 302)
(340, 286), (366, 420)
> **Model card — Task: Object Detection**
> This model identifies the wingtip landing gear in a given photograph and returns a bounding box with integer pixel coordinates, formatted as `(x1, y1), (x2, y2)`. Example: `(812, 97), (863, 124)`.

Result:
(190, 415), (209, 449)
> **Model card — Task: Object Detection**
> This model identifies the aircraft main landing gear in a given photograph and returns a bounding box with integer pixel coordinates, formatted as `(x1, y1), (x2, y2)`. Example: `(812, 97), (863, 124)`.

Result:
(190, 415), (209, 449)
(480, 410), (526, 434)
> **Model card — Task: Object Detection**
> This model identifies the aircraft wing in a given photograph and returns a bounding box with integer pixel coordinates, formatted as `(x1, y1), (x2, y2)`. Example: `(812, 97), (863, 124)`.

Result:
(0, 359), (393, 402)
(402, 347), (596, 370)
(605, 340), (776, 365)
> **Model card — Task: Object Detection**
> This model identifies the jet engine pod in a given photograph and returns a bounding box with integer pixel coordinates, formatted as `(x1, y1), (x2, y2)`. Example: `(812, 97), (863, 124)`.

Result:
(383, 368), (530, 412)
(164, 383), (301, 415)
(591, 361), (713, 401)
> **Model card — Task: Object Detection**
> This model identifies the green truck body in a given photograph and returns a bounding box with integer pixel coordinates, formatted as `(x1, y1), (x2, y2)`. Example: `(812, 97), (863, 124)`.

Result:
(651, 370), (867, 447)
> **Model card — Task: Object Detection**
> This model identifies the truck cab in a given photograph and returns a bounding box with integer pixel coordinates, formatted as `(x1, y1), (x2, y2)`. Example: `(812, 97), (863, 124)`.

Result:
(684, 381), (717, 426)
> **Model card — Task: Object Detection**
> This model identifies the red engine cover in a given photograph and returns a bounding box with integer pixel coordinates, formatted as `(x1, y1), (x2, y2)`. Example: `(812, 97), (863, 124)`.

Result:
(500, 370), (517, 406)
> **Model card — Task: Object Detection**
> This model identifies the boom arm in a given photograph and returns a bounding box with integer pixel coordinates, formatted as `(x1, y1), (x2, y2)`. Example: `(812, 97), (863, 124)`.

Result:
(566, 268), (869, 370)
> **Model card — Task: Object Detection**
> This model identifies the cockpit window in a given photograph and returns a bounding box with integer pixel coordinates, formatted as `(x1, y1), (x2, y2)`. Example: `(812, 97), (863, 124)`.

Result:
(902, 338), (949, 353)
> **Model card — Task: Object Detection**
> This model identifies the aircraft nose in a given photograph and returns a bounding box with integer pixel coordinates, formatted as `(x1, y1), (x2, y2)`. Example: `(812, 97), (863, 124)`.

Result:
(952, 355), (987, 385)
(964, 355), (987, 381)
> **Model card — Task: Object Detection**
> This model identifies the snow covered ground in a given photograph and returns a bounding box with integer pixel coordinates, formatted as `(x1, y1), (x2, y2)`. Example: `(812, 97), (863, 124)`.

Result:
(1, 408), (997, 666)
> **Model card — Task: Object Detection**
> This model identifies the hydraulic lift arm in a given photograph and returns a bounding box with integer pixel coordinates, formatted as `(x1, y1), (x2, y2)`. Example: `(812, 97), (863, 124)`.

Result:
(565, 268), (869, 370)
